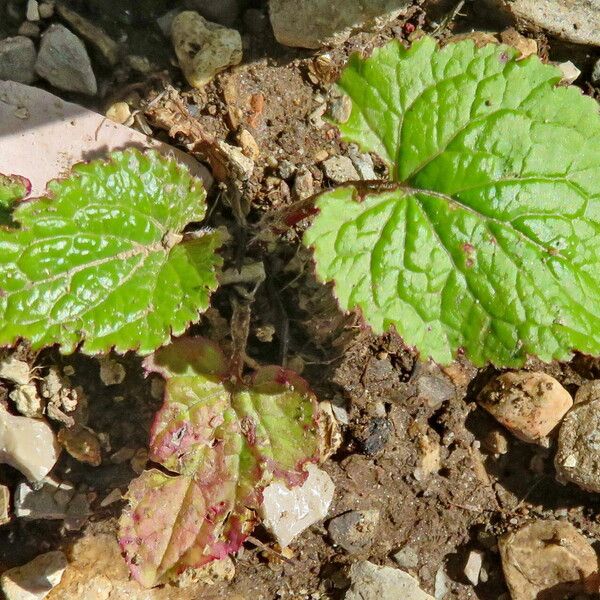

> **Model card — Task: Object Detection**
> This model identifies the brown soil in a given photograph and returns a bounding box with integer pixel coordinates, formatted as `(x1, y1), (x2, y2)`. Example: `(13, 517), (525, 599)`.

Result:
(1, 1), (599, 599)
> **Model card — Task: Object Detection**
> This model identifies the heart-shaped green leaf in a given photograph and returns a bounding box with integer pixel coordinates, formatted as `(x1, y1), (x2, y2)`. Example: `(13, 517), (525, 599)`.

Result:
(304, 37), (600, 366)
(0, 149), (222, 354)
(119, 337), (320, 587)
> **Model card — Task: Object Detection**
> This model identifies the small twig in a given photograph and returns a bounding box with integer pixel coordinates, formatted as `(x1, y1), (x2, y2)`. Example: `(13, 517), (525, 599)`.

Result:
(245, 536), (293, 564)
(432, 0), (466, 37)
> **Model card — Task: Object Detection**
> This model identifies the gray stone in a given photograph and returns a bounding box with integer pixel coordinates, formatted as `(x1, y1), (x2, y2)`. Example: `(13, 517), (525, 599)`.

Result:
(328, 509), (380, 554)
(506, 0), (600, 47)
(184, 0), (241, 26)
(0, 36), (36, 84)
(269, 0), (411, 49)
(15, 479), (90, 530)
(322, 155), (359, 184)
(417, 374), (455, 408)
(592, 59), (600, 85)
(555, 390), (600, 493)
(1, 551), (67, 600)
(35, 24), (97, 95)
(345, 561), (434, 600)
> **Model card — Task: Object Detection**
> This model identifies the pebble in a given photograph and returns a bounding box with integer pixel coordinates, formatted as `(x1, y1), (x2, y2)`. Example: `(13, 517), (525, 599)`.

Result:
(592, 59), (600, 85)
(0, 36), (36, 84)
(171, 11), (242, 89)
(97, 356), (126, 386)
(0, 406), (60, 481)
(278, 159), (296, 180)
(183, 0), (241, 26)
(0, 484), (10, 525)
(359, 417), (392, 456)
(1, 551), (67, 600)
(216, 140), (254, 179)
(481, 429), (509, 455)
(26, 0), (39, 21)
(58, 426), (102, 466)
(554, 382), (600, 493)
(499, 520), (599, 599)
(556, 60), (581, 84)
(416, 373), (455, 408)
(15, 479), (90, 530)
(499, 28), (538, 59)
(0, 356), (31, 385)
(35, 24), (97, 95)
(328, 509), (380, 554)
(434, 566), (448, 600)
(477, 371), (572, 444)
(236, 129), (260, 160)
(38, 2), (54, 19)
(345, 561), (434, 600)
(414, 434), (441, 481)
(347, 145), (376, 180)
(504, 0), (600, 47)
(293, 167), (314, 200)
(55, 3), (120, 67)
(322, 155), (359, 183)
(392, 546), (419, 570)
(269, 0), (412, 49)
(463, 550), (484, 586)
(327, 94), (352, 123)
(261, 464), (335, 547)
(10, 384), (43, 418)
(106, 101), (132, 125)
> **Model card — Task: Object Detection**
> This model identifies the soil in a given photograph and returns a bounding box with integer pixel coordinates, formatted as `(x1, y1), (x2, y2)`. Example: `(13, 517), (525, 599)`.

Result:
(1, 1), (600, 599)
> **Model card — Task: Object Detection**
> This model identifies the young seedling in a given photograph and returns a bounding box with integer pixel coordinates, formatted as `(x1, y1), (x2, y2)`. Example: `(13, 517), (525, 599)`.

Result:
(119, 337), (321, 587)
(303, 36), (600, 367)
(0, 149), (222, 354)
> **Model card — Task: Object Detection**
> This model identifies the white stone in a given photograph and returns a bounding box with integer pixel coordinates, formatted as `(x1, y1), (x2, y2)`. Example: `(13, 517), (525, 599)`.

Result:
(171, 11), (242, 89)
(0, 81), (212, 198)
(0, 406), (60, 481)
(1, 551), (67, 600)
(345, 561), (434, 600)
(261, 464), (334, 548)
(556, 61), (581, 84)
(0, 357), (30, 386)
(464, 550), (483, 586)
(10, 384), (43, 418)
(26, 0), (40, 21)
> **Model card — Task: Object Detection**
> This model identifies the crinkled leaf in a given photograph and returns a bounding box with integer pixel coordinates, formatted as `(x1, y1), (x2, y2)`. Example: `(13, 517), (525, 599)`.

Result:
(304, 37), (600, 366)
(119, 337), (320, 587)
(0, 174), (30, 225)
(0, 149), (221, 354)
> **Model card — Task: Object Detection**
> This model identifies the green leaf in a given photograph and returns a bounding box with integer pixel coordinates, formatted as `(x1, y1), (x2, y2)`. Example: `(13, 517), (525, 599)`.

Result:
(0, 174), (30, 225)
(304, 37), (600, 366)
(0, 149), (222, 354)
(119, 337), (320, 587)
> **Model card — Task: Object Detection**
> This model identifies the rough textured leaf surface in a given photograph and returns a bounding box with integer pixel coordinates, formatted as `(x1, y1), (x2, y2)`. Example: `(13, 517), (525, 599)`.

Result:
(304, 37), (600, 366)
(0, 174), (30, 224)
(119, 337), (320, 587)
(0, 150), (221, 354)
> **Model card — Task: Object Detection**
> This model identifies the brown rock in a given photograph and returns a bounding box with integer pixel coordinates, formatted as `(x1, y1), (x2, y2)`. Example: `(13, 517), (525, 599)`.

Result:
(478, 371), (572, 444)
(555, 383), (600, 493)
(499, 520), (599, 599)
